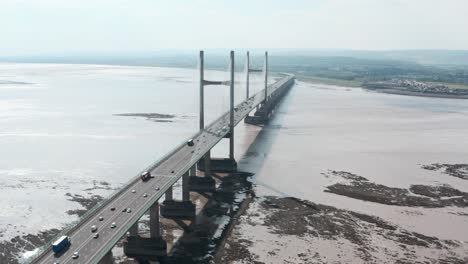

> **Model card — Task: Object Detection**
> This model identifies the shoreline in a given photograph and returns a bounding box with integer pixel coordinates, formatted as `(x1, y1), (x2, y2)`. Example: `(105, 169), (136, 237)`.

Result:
(367, 88), (468, 99)
(298, 77), (468, 100)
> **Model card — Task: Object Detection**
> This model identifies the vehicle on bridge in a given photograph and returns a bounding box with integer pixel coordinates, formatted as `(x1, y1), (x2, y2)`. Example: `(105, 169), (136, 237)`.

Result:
(140, 171), (152, 181)
(187, 138), (194, 146)
(52, 236), (70, 253)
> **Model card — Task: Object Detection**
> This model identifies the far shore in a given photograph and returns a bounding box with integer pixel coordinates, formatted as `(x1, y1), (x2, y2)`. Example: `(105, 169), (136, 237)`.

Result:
(298, 77), (468, 99)
(367, 88), (468, 99)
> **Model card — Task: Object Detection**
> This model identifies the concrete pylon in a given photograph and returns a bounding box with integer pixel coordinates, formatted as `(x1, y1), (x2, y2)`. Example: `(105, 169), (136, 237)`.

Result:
(129, 222), (138, 237)
(182, 171), (190, 201)
(161, 171), (196, 218)
(124, 202), (167, 259)
(98, 251), (114, 264)
(246, 51), (250, 100)
(165, 186), (173, 201)
(196, 51), (237, 174)
(199, 50), (205, 130)
(229, 50), (235, 161)
(190, 49), (216, 192)
(189, 164), (196, 177)
(150, 202), (160, 238)
(264, 51), (269, 103)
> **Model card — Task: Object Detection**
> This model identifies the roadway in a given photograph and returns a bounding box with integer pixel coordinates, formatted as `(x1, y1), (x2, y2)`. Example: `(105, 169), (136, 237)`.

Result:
(30, 75), (294, 264)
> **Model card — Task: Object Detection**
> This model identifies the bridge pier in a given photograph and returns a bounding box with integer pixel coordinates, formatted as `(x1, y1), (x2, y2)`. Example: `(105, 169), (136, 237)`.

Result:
(190, 151), (216, 192)
(124, 203), (167, 260)
(129, 222), (138, 237)
(98, 251), (114, 264)
(160, 171), (196, 218)
(150, 202), (161, 237)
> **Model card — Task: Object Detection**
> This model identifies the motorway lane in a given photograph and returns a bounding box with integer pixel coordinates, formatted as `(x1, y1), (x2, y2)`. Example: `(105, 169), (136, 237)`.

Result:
(32, 76), (293, 264)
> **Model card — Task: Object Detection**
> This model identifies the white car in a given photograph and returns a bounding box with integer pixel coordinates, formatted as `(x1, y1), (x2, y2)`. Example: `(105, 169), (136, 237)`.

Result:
(72, 252), (79, 259)
(91, 225), (97, 232)
(111, 222), (116, 228)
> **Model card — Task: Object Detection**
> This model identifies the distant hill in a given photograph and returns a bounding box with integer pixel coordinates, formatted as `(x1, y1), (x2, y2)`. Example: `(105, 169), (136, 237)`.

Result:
(271, 50), (468, 66)
(1, 50), (467, 86)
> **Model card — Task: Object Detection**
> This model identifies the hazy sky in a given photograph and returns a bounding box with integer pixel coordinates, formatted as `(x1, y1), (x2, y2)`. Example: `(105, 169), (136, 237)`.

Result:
(1, 0), (467, 55)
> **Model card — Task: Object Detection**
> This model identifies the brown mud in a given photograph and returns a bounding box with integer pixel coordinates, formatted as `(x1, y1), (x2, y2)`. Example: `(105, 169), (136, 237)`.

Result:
(324, 170), (468, 208)
(216, 197), (468, 264)
(422, 163), (468, 180)
(114, 113), (176, 123)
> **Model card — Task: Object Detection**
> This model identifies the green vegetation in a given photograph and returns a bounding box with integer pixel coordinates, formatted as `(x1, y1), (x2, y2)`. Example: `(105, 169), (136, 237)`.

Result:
(429, 82), (468, 90)
(268, 56), (468, 88)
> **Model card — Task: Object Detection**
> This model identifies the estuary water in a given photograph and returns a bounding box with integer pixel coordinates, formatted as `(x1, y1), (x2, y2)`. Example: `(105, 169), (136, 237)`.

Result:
(244, 81), (468, 241)
(0, 63), (266, 243)
(1, 63), (468, 261)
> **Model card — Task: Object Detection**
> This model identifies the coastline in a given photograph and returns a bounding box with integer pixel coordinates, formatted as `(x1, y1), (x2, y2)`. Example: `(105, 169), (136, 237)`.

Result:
(298, 76), (468, 100)
(367, 88), (468, 99)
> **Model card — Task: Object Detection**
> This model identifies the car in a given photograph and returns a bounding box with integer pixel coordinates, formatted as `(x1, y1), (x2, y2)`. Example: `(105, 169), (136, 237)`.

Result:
(131, 189), (136, 193)
(186, 139), (194, 147)
(71, 252), (79, 259)
(140, 171), (152, 181)
(111, 222), (116, 228)
(155, 187), (160, 191)
(143, 193), (148, 198)
(122, 208), (127, 212)
(91, 225), (97, 232)
(110, 207), (115, 211)
(127, 208), (132, 213)
(99, 216), (104, 221)
(93, 233), (99, 239)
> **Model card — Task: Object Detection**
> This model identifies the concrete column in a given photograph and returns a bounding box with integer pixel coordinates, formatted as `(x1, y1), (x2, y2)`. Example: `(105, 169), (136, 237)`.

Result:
(199, 50), (205, 130)
(189, 165), (196, 176)
(264, 51), (268, 102)
(99, 251), (114, 264)
(129, 222), (138, 237)
(229, 50), (235, 160)
(204, 151), (211, 177)
(165, 186), (173, 201)
(182, 171), (190, 201)
(246, 51), (250, 100)
(150, 203), (160, 238)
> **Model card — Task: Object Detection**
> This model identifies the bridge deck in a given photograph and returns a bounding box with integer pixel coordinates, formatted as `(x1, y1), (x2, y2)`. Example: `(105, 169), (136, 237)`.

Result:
(30, 75), (295, 264)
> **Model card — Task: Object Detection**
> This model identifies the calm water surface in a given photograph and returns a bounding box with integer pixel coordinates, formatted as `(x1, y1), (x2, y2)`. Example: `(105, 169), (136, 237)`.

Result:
(247, 81), (468, 241)
(1, 63), (467, 250)
(0, 63), (265, 240)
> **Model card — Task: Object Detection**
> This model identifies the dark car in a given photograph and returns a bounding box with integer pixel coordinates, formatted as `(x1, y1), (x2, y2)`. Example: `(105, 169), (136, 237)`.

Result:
(140, 171), (152, 181)
(186, 139), (194, 147)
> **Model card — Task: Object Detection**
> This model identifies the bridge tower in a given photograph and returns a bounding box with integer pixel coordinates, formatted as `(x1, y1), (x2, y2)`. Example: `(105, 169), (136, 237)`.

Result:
(191, 50), (238, 192)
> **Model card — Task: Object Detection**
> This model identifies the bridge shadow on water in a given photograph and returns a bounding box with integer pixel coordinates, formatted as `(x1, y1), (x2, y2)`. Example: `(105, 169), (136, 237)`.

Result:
(148, 87), (295, 264)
